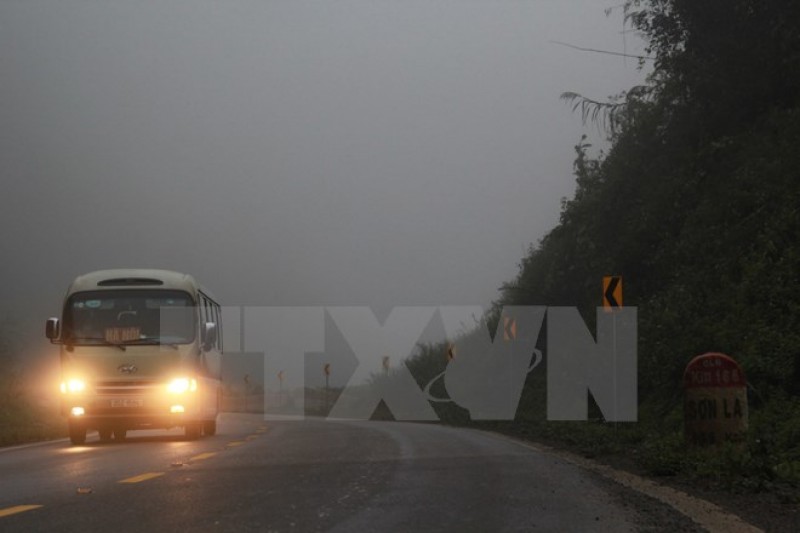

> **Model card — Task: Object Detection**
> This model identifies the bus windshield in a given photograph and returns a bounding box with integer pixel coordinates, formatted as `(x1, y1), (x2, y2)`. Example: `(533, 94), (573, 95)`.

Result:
(63, 290), (197, 345)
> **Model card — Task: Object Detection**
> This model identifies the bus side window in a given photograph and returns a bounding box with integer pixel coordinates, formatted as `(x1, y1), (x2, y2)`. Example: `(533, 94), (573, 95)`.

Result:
(199, 294), (220, 350)
(213, 304), (222, 351)
(209, 301), (218, 350)
(203, 297), (210, 327)
(198, 296), (208, 333)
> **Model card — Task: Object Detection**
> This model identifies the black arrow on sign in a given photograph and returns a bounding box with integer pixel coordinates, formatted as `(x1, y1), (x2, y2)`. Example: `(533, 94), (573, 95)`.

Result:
(604, 277), (621, 308)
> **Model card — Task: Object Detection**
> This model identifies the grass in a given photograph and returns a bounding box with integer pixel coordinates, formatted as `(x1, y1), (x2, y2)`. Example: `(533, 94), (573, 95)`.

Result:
(0, 379), (66, 447)
(468, 399), (800, 500)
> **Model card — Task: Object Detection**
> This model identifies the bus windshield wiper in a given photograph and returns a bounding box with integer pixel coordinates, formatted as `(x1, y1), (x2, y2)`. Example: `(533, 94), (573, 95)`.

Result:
(122, 337), (180, 350)
(67, 337), (126, 351)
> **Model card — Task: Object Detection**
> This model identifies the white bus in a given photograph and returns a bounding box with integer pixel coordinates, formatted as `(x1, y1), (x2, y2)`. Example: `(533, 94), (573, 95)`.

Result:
(46, 269), (223, 445)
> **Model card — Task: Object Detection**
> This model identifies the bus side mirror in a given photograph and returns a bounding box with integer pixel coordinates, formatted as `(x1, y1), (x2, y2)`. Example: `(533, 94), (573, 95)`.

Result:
(202, 322), (217, 351)
(45, 318), (60, 341)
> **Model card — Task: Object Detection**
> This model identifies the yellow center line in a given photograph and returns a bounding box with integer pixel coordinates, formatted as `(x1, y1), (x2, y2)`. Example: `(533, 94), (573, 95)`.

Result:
(226, 441), (245, 447)
(189, 452), (217, 461)
(0, 505), (43, 518)
(118, 472), (164, 484)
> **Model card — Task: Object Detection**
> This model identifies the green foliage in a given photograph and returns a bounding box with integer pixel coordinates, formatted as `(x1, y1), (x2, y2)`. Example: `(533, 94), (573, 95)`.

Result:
(489, 0), (800, 490)
(498, 0), (800, 409)
(388, 0), (800, 493)
(0, 395), (65, 448)
(640, 431), (685, 476)
(0, 316), (21, 375)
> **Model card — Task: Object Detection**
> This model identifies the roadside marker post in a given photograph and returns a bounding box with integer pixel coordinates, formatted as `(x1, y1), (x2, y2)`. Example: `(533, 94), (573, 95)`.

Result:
(683, 352), (748, 448)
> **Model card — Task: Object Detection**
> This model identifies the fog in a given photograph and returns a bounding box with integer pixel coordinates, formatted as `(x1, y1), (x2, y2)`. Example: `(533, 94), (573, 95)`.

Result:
(0, 1), (647, 380)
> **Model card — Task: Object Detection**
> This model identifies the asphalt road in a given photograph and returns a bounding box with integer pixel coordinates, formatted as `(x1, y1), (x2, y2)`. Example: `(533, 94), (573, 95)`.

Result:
(0, 414), (699, 532)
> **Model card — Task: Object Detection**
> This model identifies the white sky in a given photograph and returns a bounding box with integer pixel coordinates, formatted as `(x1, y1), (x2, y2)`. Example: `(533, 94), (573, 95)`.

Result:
(1, 1), (649, 349)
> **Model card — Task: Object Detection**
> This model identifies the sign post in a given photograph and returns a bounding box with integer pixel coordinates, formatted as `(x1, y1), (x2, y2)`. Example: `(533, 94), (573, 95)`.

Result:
(446, 344), (456, 361)
(244, 374), (250, 413)
(602, 276), (623, 427)
(683, 352), (748, 447)
(324, 363), (331, 412)
(278, 370), (285, 407)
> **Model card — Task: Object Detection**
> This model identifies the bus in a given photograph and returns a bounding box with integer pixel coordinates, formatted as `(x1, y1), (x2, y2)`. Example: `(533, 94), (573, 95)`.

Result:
(46, 269), (223, 445)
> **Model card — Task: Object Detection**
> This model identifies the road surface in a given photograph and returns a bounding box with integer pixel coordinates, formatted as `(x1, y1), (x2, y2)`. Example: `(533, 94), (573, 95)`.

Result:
(0, 414), (699, 532)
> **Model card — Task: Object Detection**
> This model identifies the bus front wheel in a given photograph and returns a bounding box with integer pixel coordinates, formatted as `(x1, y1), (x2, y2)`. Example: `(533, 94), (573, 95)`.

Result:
(98, 427), (113, 442)
(185, 422), (202, 440)
(68, 420), (87, 445)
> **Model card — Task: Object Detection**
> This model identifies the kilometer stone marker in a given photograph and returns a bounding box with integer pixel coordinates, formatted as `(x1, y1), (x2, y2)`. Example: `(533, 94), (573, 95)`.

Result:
(683, 352), (748, 447)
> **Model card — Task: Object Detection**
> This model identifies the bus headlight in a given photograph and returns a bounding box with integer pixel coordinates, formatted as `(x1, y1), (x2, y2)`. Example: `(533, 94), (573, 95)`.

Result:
(61, 379), (86, 394)
(167, 378), (197, 394)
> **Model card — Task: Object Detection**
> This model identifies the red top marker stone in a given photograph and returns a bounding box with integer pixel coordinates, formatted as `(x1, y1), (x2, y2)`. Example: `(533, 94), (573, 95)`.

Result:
(683, 352), (746, 389)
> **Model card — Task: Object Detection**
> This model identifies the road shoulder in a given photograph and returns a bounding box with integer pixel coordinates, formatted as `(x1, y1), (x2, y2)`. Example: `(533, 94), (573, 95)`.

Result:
(481, 430), (768, 533)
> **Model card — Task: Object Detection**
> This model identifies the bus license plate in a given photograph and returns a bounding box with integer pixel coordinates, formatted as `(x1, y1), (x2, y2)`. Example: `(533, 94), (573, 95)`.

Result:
(111, 399), (143, 408)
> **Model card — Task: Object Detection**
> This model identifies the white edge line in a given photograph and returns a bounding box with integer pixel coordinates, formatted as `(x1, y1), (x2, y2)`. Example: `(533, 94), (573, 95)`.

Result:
(0, 437), (71, 454)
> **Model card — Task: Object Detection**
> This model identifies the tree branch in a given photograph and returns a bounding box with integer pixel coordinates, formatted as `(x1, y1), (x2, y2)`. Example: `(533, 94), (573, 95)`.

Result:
(550, 40), (654, 61)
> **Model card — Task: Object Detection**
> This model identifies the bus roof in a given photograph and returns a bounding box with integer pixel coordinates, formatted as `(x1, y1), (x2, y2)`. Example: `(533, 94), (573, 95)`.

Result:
(66, 269), (215, 300)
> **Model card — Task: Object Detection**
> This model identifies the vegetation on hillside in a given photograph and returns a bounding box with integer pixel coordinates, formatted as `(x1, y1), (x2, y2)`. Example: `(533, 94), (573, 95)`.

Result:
(0, 319), (65, 446)
(386, 0), (800, 492)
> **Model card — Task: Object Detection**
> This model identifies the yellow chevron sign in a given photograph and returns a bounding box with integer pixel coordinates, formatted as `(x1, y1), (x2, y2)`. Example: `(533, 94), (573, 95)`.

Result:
(603, 276), (623, 310)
